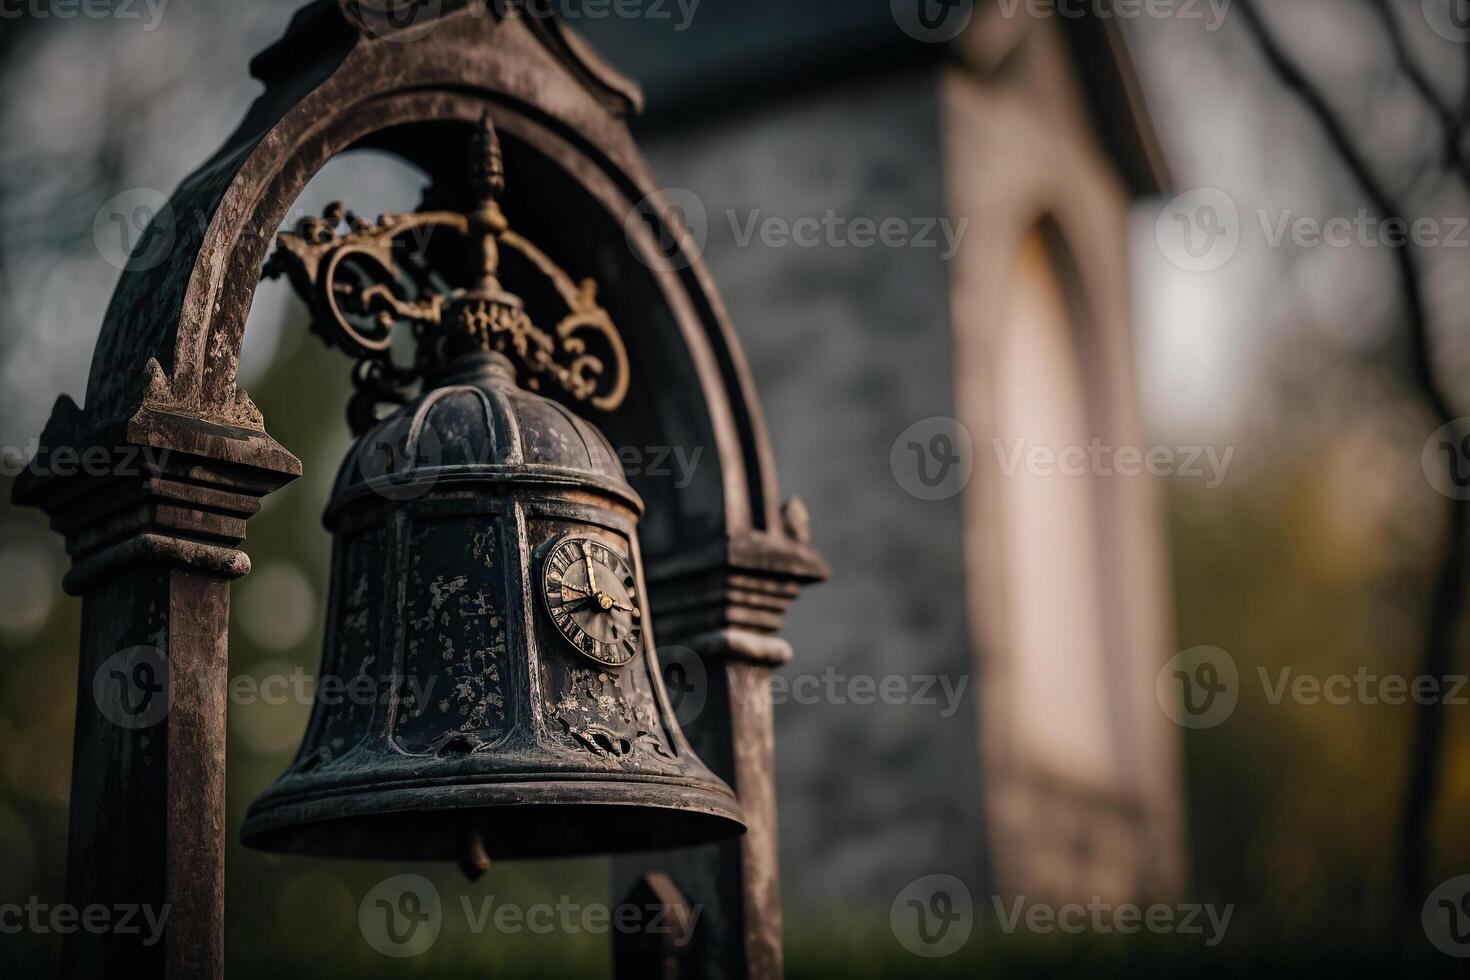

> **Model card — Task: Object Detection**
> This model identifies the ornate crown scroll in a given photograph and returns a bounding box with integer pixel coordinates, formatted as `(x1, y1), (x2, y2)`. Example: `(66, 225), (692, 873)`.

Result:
(262, 114), (629, 434)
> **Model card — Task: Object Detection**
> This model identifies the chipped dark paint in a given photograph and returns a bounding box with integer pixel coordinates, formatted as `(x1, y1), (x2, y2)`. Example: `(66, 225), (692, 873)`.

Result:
(298, 525), (388, 765)
(16, 4), (828, 976)
(243, 353), (747, 866)
(397, 516), (509, 751)
(544, 634), (676, 766)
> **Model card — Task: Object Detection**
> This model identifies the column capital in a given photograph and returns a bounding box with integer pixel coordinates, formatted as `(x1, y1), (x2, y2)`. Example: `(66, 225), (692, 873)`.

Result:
(11, 384), (301, 595)
(645, 511), (828, 667)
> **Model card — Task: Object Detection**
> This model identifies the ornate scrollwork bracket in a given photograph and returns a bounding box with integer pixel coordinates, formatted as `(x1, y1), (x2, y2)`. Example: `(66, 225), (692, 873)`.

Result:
(262, 114), (630, 433)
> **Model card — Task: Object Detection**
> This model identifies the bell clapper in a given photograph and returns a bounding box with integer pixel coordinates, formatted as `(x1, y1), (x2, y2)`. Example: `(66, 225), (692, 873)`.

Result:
(460, 828), (492, 882)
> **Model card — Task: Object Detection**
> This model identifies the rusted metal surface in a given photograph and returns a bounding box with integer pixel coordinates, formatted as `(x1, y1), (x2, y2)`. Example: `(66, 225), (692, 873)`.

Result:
(13, 3), (826, 977)
(242, 351), (748, 862)
(13, 415), (300, 979)
(616, 532), (824, 980)
(246, 122), (745, 866)
(262, 114), (631, 432)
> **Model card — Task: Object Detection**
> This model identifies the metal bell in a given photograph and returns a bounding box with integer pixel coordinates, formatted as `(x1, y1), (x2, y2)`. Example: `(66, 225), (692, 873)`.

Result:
(241, 350), (745, 869)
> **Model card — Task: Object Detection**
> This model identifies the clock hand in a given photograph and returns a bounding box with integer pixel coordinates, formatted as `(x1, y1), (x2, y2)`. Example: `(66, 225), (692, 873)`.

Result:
(586, 555), (599, 594)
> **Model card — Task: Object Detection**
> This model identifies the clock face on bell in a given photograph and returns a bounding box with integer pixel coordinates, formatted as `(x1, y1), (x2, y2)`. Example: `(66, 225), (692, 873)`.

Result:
(542, 536), (644, 667)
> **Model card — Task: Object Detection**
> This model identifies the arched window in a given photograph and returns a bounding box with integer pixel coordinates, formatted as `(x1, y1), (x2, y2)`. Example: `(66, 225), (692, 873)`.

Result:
(994, 226), (1120, 789)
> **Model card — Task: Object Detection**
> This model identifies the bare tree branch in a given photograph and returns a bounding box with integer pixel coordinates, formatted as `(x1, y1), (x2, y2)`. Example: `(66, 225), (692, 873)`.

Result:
(1236, 0), (1469, 927)
(1369, 0), (1470, 183)
(1460, 18), (1470, 137)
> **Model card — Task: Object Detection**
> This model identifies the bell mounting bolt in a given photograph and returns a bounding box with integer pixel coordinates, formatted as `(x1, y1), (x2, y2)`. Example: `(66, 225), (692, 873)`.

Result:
(262, 112), (630, 433)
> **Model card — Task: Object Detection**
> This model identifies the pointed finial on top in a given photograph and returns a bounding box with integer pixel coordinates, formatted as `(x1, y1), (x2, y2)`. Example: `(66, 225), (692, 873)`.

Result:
(470, 111), (506, 205)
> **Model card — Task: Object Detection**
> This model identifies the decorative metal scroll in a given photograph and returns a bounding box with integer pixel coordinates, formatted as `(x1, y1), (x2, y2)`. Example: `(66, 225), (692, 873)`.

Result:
(262, 115), (629, 433)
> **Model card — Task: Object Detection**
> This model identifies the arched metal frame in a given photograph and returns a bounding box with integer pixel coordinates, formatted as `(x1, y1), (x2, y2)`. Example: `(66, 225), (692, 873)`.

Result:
(14, 4), (826, 978)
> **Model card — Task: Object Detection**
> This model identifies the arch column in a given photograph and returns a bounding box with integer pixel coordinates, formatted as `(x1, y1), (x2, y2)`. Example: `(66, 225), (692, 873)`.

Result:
(13, 4), (825, 978)
(13, 404), (300, 979)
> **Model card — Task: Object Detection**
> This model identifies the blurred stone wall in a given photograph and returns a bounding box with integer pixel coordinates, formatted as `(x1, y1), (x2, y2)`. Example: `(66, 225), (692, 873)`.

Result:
(639, 69), (991, 916)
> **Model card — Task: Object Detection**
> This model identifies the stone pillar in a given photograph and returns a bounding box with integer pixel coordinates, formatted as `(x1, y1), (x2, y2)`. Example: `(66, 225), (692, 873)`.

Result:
(614, 514), (827, 980)
(13, 386), (299, 979)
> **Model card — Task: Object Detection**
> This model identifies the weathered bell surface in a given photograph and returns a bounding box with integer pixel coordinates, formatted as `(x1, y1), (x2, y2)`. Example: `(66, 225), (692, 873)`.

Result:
(241, 350), (745, 865)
